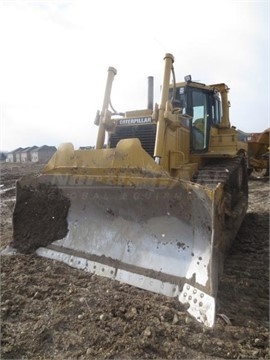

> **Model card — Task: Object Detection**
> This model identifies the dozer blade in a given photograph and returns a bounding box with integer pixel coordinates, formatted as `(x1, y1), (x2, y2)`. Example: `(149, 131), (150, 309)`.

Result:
(12, 141), (247, 327)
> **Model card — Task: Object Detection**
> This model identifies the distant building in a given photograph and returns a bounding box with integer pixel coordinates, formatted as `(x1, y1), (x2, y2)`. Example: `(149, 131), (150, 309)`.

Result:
(79, 146), (94, 150)
(30, 145), (57, 163)
(0, 151), (7, 161)
(15, 148), (27, 162)
(21, 146), (38, 162)
(6, 147), (23, 162)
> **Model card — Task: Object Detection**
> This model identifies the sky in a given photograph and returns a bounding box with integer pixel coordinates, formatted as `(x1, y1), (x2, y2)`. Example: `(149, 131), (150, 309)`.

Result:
(0, 0), (269, 151)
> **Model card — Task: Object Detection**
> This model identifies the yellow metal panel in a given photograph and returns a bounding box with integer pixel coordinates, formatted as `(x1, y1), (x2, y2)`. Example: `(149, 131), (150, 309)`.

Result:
(124, 109), (153, 117)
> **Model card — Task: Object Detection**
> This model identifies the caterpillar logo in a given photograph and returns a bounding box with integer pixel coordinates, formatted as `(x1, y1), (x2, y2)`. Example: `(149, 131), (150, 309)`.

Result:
(118, 117), (153, 125)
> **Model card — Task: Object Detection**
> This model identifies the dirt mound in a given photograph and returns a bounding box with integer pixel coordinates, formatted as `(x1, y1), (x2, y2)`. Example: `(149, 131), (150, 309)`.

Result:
(0, 162), (269, 359)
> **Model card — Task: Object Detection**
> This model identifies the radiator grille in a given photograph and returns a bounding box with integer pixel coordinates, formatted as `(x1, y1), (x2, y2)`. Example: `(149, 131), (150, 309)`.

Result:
(109, 124), (157, 157)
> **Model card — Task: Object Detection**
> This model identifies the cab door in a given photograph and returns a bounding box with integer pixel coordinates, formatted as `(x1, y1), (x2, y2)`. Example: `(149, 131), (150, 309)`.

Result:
(185, 87), (218, 152)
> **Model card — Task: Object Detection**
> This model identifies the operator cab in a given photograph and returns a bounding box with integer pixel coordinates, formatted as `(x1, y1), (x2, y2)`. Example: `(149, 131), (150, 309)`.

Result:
(169, 76), (222, 152)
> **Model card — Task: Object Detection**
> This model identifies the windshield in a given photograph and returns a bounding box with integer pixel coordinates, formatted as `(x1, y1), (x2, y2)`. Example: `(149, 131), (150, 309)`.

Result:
(169, 87), (186, 111)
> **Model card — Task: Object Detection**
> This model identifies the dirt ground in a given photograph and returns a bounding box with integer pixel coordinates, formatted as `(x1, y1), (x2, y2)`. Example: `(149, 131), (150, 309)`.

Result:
(0, 162), (269, 360)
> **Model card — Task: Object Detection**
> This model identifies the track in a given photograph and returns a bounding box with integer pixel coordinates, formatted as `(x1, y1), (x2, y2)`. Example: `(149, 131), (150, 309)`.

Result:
(193, 155), (248, 210)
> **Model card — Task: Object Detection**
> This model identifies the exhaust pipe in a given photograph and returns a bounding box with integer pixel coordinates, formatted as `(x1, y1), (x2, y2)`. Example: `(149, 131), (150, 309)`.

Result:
(96, 67), (117, 149)
(147, 76), (154, 110)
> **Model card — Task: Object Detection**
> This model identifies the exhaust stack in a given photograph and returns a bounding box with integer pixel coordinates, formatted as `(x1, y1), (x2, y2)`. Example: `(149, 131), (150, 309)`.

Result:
(147, 76), (154, 110)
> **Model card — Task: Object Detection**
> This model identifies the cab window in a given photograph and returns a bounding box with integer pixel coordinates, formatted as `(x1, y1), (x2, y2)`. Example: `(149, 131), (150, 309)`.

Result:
(191, 91), (208, 150)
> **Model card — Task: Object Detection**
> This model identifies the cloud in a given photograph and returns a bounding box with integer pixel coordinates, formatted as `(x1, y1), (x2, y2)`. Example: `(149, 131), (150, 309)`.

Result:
(0, 0), (269, 151)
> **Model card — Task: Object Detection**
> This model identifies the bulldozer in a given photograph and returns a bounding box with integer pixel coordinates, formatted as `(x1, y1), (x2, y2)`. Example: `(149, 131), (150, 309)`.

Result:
(247, 128), (269, 178)
(11, 53), (248, 327)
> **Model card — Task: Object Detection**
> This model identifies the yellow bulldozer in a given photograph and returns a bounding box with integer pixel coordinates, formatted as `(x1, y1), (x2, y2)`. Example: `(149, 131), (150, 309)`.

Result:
(11, 54), (248, 327)
(247, 128), (269, 178)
